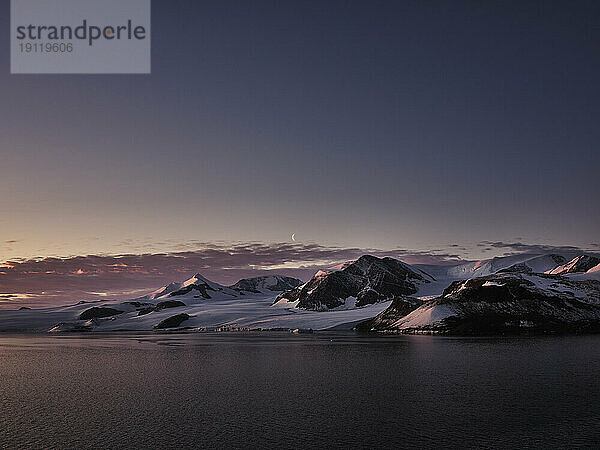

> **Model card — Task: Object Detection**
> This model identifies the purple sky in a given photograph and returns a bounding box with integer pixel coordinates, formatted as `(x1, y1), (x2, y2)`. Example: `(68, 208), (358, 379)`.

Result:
(1, 1), (599, 307)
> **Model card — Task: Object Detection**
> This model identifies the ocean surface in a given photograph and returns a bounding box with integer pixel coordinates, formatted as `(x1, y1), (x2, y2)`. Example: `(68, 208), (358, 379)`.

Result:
(0, 333), (598, 449)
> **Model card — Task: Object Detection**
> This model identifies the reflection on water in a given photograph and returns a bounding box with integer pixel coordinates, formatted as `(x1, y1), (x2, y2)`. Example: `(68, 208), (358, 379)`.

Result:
(0, 333), (599, 448)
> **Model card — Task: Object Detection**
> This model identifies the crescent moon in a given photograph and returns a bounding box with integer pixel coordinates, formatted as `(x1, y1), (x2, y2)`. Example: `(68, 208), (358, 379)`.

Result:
(291, 233), (296, 242)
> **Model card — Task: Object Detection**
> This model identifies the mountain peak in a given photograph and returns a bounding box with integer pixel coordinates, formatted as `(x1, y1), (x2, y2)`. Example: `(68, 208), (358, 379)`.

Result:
(365, 271), (600, 334)
(546, 255), (600, 275)
(275, 255), (432, 310)
(230, 275), (302, 293)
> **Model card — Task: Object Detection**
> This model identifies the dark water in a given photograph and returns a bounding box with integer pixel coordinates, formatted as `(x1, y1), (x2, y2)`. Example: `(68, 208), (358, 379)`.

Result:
(0, 333), (599, 449)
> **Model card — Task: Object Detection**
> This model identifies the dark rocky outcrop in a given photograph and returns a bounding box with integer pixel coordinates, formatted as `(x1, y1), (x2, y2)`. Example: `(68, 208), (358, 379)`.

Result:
(79, 307), (123, 320)
(50, 322), (93, 332)
(156, 300), (186, 310)
(547, 255), (600, 275)
(355, 296), (423, 331)
(275, 255), (432, 310)
(154, 313), (190, 329)
(367, 272), (600, 335)
(231, 275), (302, 293)
(135, 300), (185, 316)
(497, 262), (535, 274)
(122, 301), (152, 308)
(137, 307), (155, 316)
(497, 254), (567, 275)
(169, 283), (214, 299)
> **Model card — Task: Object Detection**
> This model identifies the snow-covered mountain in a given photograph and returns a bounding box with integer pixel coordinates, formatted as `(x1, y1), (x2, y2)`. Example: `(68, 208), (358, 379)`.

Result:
(414, 252), (580, 282)
(4, 251), (600, 334)
(143, 274), (303, 303)
(230, 275), (302, 294)
(355, 296), (423, 331)
(546, 255), (600, 275)
(362, 271), (600, 334)
(497, 254), (567, 274)
(587, 263), (600, 274)
(142, 274), (240, 302)
(0, 273), (390, 333)
(274, 255), (435, 311)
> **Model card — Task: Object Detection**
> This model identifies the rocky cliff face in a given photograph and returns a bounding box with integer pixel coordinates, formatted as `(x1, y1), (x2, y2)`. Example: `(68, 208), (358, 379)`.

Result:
(275, 255), (433, 310)
(230, 275), (302, 294)
(363, 272), (600, 334)
(355, 296), (423, 331)
(142, 273), (300, 303)
(497, 254), (567, 274)
(546, 255), (600, 275)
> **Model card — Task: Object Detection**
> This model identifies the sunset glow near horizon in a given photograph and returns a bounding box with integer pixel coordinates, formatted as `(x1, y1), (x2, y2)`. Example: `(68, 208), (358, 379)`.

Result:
(1, 1), (599, 307)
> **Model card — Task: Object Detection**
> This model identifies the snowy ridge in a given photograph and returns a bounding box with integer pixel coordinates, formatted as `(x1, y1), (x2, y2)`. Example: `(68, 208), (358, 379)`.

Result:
(0, 270), (388, 332)
(415, 252), (580, 282)
(0, 291), (391, 333)
(546, 255), (600, 275)
(366, 269), (600, 334)
(230, 275), (302, 293)
(4, 252), (600, 334)
(142, 274), (239, 302)
(587, 263), (600, 274)
(275, 255), (434, 311)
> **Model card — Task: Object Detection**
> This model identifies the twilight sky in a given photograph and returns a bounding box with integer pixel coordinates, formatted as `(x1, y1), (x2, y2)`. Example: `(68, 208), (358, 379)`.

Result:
(0, 1), (599, 306)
